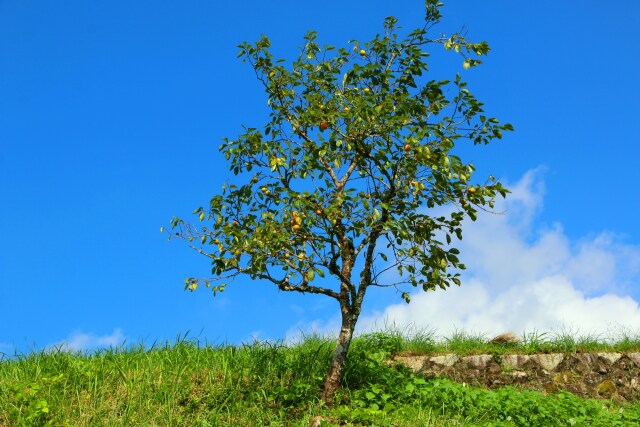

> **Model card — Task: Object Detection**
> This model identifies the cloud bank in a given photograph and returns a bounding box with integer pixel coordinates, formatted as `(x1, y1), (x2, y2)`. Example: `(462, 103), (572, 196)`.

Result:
(291, 169), (640, 340)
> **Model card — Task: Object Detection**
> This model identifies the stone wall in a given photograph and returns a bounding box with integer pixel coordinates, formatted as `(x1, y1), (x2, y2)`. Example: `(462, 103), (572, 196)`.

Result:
(393, 352), (640, 401)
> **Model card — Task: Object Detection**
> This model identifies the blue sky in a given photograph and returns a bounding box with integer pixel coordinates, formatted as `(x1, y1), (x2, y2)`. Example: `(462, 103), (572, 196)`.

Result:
(1, 1), (639, 355)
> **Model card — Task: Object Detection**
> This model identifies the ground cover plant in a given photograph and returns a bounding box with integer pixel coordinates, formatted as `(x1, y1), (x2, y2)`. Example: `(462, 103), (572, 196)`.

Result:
(2, 330), (640, 426)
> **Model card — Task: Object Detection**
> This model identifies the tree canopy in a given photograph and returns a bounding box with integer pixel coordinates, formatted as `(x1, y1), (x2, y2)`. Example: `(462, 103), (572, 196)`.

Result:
(168, 0), (512, 401)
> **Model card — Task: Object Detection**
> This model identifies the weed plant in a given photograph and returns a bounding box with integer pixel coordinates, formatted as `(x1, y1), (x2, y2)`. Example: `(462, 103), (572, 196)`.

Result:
(1, 330), (640, 426)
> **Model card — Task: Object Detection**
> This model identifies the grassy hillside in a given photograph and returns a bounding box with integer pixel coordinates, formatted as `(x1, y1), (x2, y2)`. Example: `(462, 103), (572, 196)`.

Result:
(2, 330), (640, 426)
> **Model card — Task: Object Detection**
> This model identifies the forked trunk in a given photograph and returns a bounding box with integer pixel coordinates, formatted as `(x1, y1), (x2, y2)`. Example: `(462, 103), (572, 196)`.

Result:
(321, 310), (357, 403)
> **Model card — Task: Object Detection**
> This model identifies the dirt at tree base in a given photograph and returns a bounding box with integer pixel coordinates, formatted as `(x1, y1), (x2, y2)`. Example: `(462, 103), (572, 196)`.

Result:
(392, 352), (640, 402)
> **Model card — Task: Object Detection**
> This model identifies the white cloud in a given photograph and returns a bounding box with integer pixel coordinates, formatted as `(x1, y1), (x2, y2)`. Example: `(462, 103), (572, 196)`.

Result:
(358, 168), (640, 338)
(53, 329), (127, 352)
(294, 168), (640, 340)
(359, 276), (640, 339)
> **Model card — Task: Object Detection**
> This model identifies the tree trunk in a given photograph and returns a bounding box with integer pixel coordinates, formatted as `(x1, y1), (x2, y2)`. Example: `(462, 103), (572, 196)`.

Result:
(321, 310), (358, 403)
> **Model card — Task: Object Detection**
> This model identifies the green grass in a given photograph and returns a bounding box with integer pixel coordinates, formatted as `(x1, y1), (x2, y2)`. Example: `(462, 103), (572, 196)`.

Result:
(391, 326), (640, 356)
(2, 330), (640, 426)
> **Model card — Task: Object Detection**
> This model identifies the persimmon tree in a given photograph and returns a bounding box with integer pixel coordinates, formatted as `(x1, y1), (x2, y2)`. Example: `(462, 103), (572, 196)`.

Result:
(168, 0), (512, 402)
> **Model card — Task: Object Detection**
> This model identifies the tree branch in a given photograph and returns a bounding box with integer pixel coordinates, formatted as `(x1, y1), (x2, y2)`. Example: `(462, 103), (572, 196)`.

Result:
(261, 274), (340, 300)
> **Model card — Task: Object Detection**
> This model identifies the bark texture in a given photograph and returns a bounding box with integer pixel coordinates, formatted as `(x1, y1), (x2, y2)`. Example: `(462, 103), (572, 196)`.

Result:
(321, 311), (357, 403)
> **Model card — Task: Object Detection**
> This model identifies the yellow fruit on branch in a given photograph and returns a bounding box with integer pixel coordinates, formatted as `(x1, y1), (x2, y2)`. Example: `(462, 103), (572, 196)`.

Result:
(403, 144), (412, 152)
(359, 49), (366, 56)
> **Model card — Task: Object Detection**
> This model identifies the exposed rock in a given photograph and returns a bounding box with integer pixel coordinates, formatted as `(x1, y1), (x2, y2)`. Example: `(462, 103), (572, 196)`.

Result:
(429, 354), (459, 368)
(462, 354), (494, 369)
(394, 351), (640, 402)
(531, 353), (564, 371)
(489, 331), (520, 345)
(564, 383), (587, 395)
(627, 352), (640, 368)
(571, 353), (592, 365)
(597, 352), (622, 364)
(570, 353), (593, 374)
(394, 355), (428, 372)
(501, 354), (530, 370)
(553, 370), (579, 385)
(511, 371), (528, 379)
(596, 379), (617, 398)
